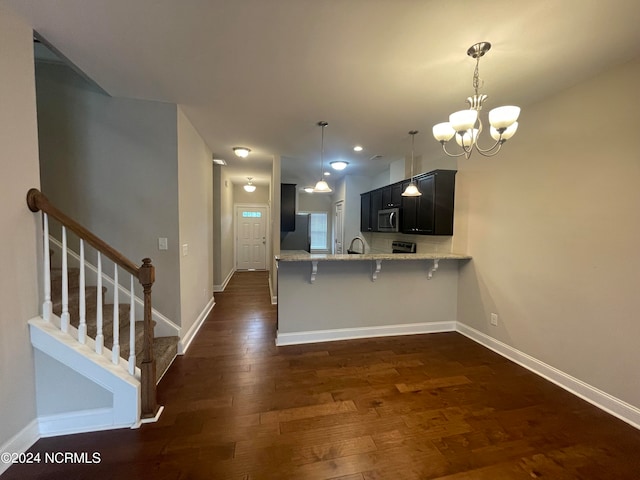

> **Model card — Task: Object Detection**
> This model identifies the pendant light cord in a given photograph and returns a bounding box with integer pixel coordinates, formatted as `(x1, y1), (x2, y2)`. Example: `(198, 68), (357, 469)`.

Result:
(409, 130), (418, 180)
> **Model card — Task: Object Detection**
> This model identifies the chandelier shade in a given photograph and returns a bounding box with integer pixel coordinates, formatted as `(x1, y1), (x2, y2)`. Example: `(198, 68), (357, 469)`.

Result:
(433, 42), (521, 158)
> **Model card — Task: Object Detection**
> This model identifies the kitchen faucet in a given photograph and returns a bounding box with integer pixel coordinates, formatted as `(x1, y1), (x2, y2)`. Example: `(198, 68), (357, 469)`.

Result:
(347, 236), (365, 254)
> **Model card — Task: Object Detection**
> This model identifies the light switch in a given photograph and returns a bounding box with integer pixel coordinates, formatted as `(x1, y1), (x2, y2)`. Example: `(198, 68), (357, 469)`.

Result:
(158, 237), (168, 250)
(182, 243), (189, 256)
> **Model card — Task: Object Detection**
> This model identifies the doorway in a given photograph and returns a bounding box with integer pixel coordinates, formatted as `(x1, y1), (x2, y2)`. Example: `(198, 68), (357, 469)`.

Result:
(333, 200), (344, 254)
(235, 204), (268, 270)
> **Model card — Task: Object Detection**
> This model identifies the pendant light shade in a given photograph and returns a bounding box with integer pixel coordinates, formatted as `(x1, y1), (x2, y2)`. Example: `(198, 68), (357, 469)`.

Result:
(243, 177), (256, 192)
(402, 130), (422, 197)
(313, 121), (332, 193)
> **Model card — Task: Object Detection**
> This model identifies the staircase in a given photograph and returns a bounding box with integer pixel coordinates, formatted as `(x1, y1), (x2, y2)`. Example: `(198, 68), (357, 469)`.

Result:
(50, 267), (178, 382)
(27, 188), (179, 431)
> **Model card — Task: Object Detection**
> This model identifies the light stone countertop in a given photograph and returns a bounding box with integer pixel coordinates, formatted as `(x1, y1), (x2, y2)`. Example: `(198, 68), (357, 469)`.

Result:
(276, 250), (471, 262)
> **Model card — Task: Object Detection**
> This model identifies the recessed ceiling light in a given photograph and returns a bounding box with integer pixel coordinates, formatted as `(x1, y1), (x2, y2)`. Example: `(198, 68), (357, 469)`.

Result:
(330, 161), (349, 171)
(353, 145), (363, 152)
(233, 147), (251, 158)
(323, 171), (331, 176)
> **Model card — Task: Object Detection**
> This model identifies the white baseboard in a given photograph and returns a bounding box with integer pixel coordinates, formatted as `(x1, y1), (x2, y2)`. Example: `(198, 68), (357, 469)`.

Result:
(178, 298), (215, 355)
(38, 408), (132, 438)
(456, 322), (640, 430)
(276, 321), (456, 346)
(213, 268), (235, 293)
(268, 276), (277, 305)
(0, 419), (40, 475)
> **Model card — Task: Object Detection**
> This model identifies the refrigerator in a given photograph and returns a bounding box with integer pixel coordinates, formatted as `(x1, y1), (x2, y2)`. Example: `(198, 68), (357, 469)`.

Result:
(280, 214), (311, 252)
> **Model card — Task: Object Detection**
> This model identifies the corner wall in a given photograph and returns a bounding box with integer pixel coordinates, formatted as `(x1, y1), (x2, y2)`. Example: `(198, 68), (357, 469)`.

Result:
(35, 62), (181, 323)
(177, 107), (214, 335)
(213, 165), (235, 290)
(455, 57), (640, 410)
(0, 4), (40, 454)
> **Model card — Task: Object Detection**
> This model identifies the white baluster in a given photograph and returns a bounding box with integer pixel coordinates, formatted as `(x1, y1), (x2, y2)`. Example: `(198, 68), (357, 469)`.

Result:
(60, 227), (70, 332)
(128, 275), (136, 375)
(42, 213), (52, 321)
(78, 240), (87, 344)
(111, 265), (120, 364)
(95, 253), (104, 355)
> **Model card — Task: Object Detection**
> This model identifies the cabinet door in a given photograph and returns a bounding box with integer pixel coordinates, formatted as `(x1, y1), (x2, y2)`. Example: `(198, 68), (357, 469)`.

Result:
(280, 183), (296, 232)
(370, 189), (383, 231)
(415, 175), (435, 233)
(390, 183), (403, 207)
(360, 192), (372, 232)
(401, 180), (417, 233)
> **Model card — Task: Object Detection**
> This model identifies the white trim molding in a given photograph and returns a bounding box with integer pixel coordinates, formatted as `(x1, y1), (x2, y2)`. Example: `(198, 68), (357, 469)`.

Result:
(0, 419), (40, 476)
(178, 297), (215, 355)
(276, 321), (456, 346)
(214, 267), (235, 293)
(456, 322), (640, 430)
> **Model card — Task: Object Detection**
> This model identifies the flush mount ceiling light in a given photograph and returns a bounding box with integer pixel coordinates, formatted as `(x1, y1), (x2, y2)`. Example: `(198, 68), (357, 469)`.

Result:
(402, 130), (422, 197)
(432, 42), (520, 158)
(330, 161), (349, 171)
(233, 147), (251, 158)
(353, 145), (363, 152)
(243, 177), (256, 192)
(313, 121), (332, 193)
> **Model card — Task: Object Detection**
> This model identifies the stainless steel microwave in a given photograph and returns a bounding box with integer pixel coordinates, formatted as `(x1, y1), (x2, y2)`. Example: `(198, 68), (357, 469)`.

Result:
(378, 208), (400, 232)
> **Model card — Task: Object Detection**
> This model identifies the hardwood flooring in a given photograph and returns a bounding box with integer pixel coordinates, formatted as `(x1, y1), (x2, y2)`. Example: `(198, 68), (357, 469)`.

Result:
(6, 271), (640, 479)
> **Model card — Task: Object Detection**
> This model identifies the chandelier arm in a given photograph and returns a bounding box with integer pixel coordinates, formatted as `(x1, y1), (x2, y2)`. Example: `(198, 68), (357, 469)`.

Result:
(474, 142), (504, 157)
(440, 142), (470, 158)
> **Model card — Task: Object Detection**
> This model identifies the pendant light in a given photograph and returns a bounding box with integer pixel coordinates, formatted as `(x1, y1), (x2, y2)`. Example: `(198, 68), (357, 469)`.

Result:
(243, 177), (256, 192)
(402, 130), (422, 197)
(313, 121), (332, 193)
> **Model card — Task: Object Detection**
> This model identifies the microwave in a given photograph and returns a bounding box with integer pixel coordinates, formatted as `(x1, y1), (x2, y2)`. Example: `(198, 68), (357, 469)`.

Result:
(378, 208), (400, 232)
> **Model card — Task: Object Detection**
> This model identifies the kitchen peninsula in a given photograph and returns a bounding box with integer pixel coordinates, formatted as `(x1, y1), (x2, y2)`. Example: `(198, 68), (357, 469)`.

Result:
(275, 250), (471, 346)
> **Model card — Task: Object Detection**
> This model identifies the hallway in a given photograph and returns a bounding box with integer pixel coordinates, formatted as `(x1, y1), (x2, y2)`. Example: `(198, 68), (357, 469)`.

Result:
(5, 271), (640, 479)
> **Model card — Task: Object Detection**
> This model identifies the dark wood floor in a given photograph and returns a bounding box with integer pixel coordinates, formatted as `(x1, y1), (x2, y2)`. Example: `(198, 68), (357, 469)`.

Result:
(6, 271), (640, 479)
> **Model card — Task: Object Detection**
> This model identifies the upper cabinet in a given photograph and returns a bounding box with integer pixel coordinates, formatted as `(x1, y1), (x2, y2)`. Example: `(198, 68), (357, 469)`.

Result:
(361, 170), (456, 236)
(281, 183), (296, 232)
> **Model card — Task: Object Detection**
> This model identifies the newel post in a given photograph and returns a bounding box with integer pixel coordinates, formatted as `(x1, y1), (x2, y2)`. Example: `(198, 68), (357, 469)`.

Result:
(138, 258), (158, 418)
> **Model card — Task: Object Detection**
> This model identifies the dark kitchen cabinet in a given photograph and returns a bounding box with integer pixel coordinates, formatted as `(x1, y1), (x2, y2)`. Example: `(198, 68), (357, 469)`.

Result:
(281, 183), (296, 232)
(381, 182), (403, 209)
(360, 192), (372, 232)
(402, 170), (455, 235)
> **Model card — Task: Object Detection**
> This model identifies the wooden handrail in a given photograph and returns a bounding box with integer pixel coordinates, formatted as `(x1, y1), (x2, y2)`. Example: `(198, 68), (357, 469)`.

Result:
(27, 189), (140, 277)
(27, 188), (159, 419)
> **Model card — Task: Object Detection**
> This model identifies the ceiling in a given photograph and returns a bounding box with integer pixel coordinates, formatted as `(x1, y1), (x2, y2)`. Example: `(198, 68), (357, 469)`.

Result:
(4, 0), (640, 188)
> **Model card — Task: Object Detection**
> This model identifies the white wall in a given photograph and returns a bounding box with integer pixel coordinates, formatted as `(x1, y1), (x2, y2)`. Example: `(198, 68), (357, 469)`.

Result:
(233, 183), (270, 204)
(455, 57), (640, 409)
(35, 62), (182, 323)
(0, 5), (40, 450)
(213, 165), (235, 289)
(177, 106), (214, 334)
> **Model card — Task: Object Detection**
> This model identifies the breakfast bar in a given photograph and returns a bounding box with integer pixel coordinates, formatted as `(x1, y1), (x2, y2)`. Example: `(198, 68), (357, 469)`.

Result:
(275, 251), (471, 346)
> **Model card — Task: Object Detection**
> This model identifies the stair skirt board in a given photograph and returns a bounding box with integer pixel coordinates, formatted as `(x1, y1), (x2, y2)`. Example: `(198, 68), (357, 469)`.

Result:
(29, 317), (140, 432)
(48, 236), (180, 339)
(178, 297), (215, 355)
(38, 407), (134, 438)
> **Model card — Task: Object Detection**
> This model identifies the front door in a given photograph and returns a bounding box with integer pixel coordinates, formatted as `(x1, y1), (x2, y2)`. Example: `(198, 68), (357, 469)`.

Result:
(236, 205), (267, 270)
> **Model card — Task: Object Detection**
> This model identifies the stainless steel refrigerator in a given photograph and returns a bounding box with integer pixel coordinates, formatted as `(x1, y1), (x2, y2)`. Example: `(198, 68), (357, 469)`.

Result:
(280, 214), (311, 252)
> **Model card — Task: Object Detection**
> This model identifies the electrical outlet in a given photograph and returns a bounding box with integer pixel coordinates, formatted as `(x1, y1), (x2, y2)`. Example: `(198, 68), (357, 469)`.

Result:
(490, 313), (498, 326)
(158, 237), (168, 250)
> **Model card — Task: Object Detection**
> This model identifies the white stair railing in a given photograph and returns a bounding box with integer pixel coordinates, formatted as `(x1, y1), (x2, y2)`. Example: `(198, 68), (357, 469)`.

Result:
(28, 188), (159, 419)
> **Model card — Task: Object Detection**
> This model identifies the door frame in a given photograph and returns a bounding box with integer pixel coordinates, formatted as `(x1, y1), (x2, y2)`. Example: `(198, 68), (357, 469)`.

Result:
(333, 200), (344, 254)
(234, 203), (271, 271)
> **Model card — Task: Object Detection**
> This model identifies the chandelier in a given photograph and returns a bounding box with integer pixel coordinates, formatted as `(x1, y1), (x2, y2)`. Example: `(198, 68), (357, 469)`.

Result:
(432, 42), (520, 158)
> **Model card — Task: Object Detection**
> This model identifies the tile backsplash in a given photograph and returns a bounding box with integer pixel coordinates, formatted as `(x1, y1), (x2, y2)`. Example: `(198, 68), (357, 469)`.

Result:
(362, 232), (453, 254)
